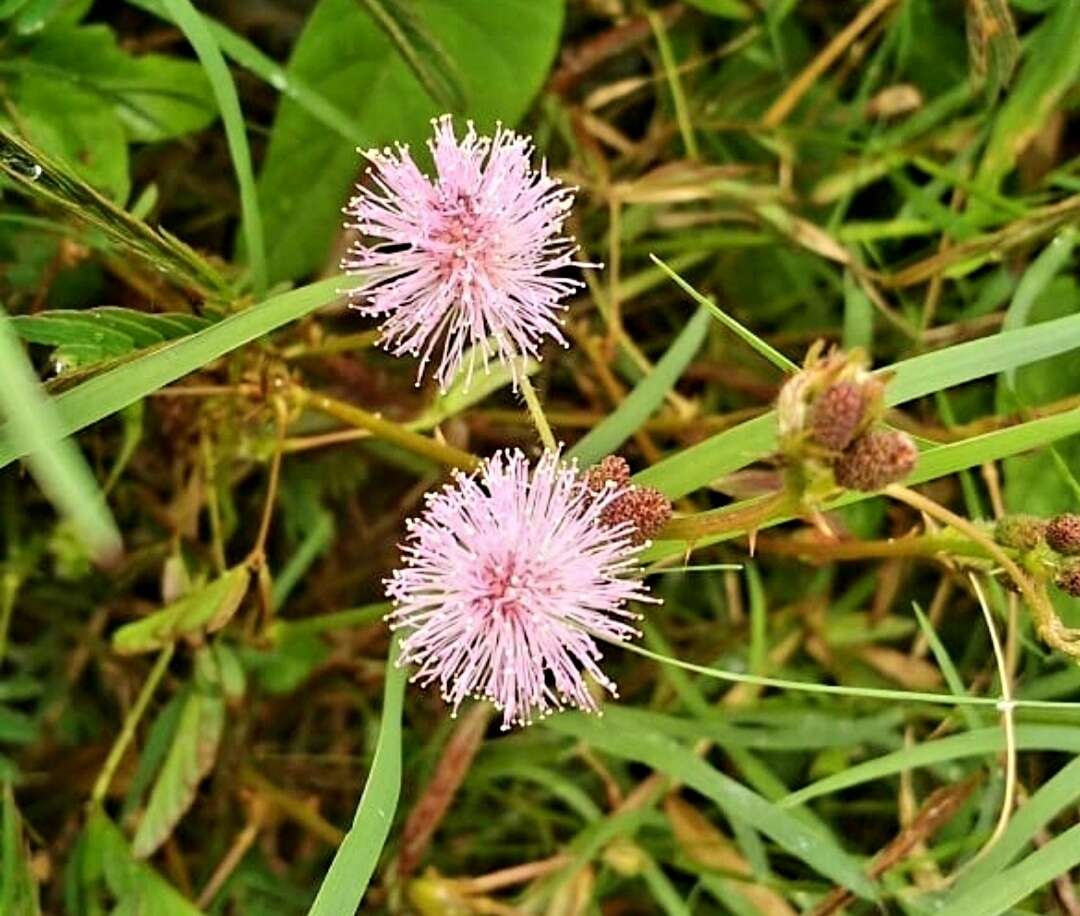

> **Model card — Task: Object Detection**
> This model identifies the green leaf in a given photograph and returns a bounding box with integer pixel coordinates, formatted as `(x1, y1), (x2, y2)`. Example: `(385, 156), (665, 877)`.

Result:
(569, 306), (711, 466)
(357, 0), (467, 112)
(952, 754), (1080, 894)
(0, 307), (121, 563)
(126, 0), (368, 149)
(1000, 229), (1077, 387)
(1, 784), (41, 916)
(306, 637), (406, 916)
(86, 810), (205, 914)
(24, 23), (216, 142)
(545, 708), (878, 900)
(936, 821), (1080, 916)
(782, 725), (1080, 807)
(9, 307), (212, 373)
(0, 275), (343, 469)
(683, 0), (752, 18)
(257, 0), (565, 284)
(131, 677), (225, 858)
(155, 0), (266, 294)
(0, 128), (227, 295)
(974, 0), (1080, 195)
(112, 566), (249, 655)
(9, 72), (130, 202)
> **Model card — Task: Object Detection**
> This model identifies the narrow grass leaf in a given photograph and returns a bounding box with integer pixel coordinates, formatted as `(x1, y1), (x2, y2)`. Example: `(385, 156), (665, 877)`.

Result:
(954, 754), (1080, 894)
(307, 637), (406, 916)
(0, 309), (121, 563)
(128, 0), (368, 145)
(783, 725), (1080, 807)
(154, 0), (267, 294)
(650, 254), (798, 373)
(545, 708), (878, 899)
(1001, 228), (1077, 386)
(936, 822), (1080, 916)
(569, 306), (710, 465)
(0, 276), (344, 469)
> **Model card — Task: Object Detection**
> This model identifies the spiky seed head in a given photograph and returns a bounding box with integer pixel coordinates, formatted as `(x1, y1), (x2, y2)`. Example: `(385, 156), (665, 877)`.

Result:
(994, 514), (1047, 552)
(1046, 513), (1080, 555)
(1055, 560), (1080, 597)
(811, 381), (867, 451)
(584, 455), (632, 492)
(833, 430), (918, 492)
(600, 486), (673, 544)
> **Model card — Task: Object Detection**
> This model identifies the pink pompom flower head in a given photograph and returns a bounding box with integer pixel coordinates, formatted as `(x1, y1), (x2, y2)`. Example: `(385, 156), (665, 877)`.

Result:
(342, 114), (595, 392)
(385, 449), (657, 729)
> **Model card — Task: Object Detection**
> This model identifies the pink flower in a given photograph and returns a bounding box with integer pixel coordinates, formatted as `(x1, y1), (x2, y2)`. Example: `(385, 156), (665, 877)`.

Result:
(385, 450), (655, 729)
(342, 115), (592, 391)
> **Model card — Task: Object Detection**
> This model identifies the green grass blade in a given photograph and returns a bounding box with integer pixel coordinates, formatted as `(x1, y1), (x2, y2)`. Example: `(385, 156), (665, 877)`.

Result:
(650, 255), (798, 373)
(127, 0), (367, 146)
(0, 277), (343, 469)
(0, 309), (121, 564)
(911, 603), (981, 732)
(307, 637), (406, 916)
(637, 311), (1080, 498)
(154, 0), (267, 294)
(545, 708), (878, 900)
(1001, 227), (1077, 386)
(936, 822), (1080, 916)
(953, 754), (1080, 894)
(569, 306), (710, 465)
(782, 725), (1080, 808)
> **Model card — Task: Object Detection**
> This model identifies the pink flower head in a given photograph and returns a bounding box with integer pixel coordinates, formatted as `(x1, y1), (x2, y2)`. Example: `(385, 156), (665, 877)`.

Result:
(342, 115), (593, 391)
(386, 449), (656, 729)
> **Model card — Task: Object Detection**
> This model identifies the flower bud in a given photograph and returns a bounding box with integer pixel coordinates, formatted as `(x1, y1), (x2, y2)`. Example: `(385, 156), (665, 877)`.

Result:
(994, 514), (1047, 552)
(1046, 513), (1080, 555)
(833, 431), (918, 492)
(810, 381), (867, 451)
(1055, 560), (1080, 598)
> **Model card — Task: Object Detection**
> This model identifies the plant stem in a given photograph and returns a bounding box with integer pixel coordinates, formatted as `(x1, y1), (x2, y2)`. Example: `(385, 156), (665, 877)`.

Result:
(0, 571), (19, 669)
(90, 643), (174, 807)
(885, 484), (1076, 655)
(294, 386), (481, 471)
(659, 490), (796, 542)
(519, 372), (557, 452)
(754, 532), (1003, 564)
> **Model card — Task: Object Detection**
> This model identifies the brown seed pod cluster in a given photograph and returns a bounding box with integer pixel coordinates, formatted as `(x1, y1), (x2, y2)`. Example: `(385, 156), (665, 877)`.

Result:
(833, 430), (919, 492)
(585, 456), (672, 544)
(1046, 513), (1080, 556)
(1055, 560), (1080, 598)
(810, 380), (867, 452)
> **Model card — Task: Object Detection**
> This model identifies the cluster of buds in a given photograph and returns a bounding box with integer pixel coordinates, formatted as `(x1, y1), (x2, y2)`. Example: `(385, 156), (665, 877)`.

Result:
(776, 344), (917, 503)
(584, 456), (672, 544)
(994, 512), (1080, 597)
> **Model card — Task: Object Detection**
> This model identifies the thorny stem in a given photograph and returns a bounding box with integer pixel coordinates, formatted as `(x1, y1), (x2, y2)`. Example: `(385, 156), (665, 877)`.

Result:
(89, 643), (174, 807)
(754, 531), (1006, 564)
(659, 489), (796, 542)
(885, 485), (1078, 656)
(518, 371), (558, 452)
(293, 386), (481, 471)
